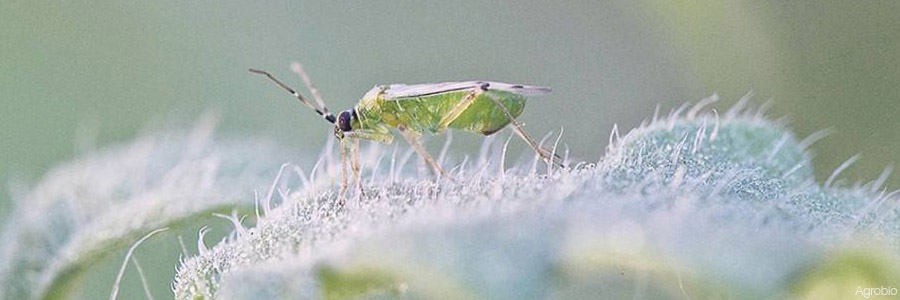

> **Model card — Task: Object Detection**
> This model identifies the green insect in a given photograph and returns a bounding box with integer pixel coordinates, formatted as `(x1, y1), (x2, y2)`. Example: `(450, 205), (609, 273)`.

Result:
(250, 62), (564, 203)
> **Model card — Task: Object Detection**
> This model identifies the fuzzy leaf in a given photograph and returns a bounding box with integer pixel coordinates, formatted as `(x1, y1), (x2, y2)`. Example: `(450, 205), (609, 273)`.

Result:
(0, 120), (289, 300)
(175, 104), (900, 299)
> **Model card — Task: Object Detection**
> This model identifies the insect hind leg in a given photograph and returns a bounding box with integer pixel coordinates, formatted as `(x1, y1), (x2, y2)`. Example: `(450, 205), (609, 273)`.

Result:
(485, 93), (567, 169)
(436, 88), (482, 133)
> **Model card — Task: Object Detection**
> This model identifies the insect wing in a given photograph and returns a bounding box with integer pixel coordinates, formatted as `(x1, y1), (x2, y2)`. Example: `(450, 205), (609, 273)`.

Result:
(486, 82), (551, 96)
(384, 82), (478, 99)
(385, 81), (551, 99)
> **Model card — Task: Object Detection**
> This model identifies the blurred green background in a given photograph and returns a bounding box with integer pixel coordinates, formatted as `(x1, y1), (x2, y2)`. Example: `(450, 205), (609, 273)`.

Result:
(1, 0), (899, 297)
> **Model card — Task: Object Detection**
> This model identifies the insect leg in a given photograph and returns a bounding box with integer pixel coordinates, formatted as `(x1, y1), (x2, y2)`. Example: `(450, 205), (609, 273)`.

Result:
(436, 89), (481, 132)
(485, 93), (567, 168)
(349, 138), (364, 198)
(397, 126), (456, 182)
(337, 138), (349, 207)
(342, 130), (395, 144)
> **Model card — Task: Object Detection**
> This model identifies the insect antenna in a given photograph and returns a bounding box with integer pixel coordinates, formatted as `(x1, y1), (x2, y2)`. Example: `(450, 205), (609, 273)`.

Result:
(249, 68), (337, 123)
(290, 61), (331, 117)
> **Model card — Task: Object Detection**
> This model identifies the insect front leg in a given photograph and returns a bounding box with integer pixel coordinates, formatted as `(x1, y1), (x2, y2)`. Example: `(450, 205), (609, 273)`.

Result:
(342, 130), (395, 144)
(397, 126), (455, 182)
(485, 93), (567, 169)
(342, 130), (394, 200)
(337, 138), (349, 207)
(349, 138), (364, 199)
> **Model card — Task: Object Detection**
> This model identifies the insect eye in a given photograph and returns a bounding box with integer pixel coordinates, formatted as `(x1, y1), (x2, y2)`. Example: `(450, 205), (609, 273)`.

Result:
(338, 111), (353, 131)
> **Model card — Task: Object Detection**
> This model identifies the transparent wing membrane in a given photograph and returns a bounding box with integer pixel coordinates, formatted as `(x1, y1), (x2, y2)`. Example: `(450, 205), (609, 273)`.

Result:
(385, 81), (551, 99)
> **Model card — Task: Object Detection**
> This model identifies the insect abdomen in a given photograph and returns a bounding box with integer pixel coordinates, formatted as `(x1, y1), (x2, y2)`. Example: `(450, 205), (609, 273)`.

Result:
(448, 91), (525, 135)
(372, 90), (526, 135)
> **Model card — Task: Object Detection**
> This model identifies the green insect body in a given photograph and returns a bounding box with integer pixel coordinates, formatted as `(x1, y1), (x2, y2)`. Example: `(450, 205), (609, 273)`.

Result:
(250, 66), (563, 204)
(355, 87), (526, 136)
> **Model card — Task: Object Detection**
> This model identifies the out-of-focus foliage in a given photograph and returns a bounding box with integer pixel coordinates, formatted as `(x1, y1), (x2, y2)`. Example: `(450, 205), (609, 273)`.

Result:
(0, 118), (290, 300)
